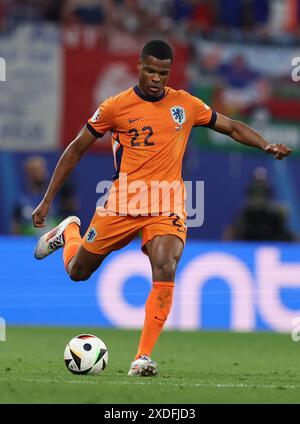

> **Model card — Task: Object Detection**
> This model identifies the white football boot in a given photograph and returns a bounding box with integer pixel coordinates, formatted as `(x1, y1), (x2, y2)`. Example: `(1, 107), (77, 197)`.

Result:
(127, 355), (158, 377)
(34, 216), (81, 260)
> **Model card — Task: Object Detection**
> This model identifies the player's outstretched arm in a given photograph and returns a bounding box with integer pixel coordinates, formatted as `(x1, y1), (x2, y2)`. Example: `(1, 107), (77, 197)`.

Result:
(212, 112), (292, 160)
(32, 127), (96, 228)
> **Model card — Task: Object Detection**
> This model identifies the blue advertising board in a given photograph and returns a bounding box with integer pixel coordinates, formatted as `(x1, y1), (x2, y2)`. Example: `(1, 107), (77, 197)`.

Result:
(1, 237), (300, 332)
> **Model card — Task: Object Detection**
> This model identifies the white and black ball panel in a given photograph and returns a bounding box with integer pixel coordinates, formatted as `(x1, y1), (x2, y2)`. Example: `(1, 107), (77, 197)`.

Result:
(64, 334), (108, 375)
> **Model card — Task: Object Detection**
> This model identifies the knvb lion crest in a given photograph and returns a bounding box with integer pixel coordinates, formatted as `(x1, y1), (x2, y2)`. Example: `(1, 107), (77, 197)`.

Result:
(86, 227), (97, 243)
(170, 106), (186, 126)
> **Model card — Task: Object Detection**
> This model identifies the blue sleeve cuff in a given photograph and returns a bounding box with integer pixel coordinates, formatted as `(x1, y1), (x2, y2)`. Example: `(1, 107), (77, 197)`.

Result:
(203, 110), (217, 128)
(86, 123), (104, 138)
(193, 110), (217, 128)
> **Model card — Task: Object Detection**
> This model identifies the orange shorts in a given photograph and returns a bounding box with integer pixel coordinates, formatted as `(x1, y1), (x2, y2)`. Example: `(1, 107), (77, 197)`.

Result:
(81, 208), (187, 255)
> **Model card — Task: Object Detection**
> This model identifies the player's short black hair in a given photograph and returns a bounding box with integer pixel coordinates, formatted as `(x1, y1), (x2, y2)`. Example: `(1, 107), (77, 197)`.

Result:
(141, 40), (173, 63)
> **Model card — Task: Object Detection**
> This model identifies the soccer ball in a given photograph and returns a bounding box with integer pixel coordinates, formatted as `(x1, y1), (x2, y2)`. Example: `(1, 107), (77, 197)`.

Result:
(64, 334), (108, 375)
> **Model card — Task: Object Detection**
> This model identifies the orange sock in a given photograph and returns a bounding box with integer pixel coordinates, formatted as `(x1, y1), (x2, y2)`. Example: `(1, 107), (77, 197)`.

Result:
(135, 281), (174, 360)
(63, 223), (81, 272)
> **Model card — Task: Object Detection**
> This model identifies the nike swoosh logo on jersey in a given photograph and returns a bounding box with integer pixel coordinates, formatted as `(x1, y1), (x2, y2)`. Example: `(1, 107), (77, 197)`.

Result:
(129, 118), (143, 123)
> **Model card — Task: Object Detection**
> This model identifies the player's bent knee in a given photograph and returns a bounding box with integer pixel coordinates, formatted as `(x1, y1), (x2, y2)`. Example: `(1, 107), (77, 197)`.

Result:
(69, 266), (91, 282)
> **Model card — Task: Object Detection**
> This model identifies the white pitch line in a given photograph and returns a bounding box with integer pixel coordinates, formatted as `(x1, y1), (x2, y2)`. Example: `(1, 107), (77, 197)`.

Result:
(0, 377), (299, 390)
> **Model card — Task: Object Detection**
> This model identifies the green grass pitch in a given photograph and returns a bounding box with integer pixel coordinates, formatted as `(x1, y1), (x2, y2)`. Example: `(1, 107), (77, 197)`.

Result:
(0, 327), (300, 404)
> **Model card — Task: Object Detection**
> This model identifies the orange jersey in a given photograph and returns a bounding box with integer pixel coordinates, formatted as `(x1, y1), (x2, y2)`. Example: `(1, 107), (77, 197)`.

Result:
(87, 85), (216, 217)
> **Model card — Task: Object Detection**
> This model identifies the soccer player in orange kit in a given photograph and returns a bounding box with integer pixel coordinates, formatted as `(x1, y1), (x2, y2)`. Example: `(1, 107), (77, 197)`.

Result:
(32, 40), (291, 376)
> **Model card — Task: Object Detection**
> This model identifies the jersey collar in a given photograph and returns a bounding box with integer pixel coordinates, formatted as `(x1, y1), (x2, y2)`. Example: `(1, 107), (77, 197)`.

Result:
(133, 85), (165, 102)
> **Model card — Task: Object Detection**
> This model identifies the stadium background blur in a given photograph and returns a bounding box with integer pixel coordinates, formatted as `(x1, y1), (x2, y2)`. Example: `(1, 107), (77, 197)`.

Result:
(1, 0), (300, 334)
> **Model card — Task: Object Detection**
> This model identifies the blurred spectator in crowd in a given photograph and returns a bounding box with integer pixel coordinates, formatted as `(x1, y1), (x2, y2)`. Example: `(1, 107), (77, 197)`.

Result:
(252, 0), (270, 26)
(11, 155), (78, 236)
(57, 182), (79, 219)
(171, 0), (193, 23)
(42, 0), (65, 23)
(170, 0), (216, 37)
(285, 0), (300, 35)
(186, 0), (216, 36)
(217, 54), (270, 116)
(4, 0), (44, 25)
(1, 0), (300, 43)
(110, 0), (148, 35)
(62, 0), (107, 25)
(138, 0), (174, 35)
(223, 167), (298, 241)
(0, 0), (5, 31)
(0, 0), (66, 29)
(252, 0), (270, 30)
(218, 0), (243, 29)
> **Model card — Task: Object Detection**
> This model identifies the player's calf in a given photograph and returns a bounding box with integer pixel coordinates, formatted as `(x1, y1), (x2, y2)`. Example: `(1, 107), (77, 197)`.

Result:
(67, 246), (108, 282)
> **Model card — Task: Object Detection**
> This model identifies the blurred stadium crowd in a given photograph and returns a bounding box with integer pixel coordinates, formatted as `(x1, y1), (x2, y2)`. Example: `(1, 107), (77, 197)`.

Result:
(0, 0), (299, 240)
(1, 0), (300, 44)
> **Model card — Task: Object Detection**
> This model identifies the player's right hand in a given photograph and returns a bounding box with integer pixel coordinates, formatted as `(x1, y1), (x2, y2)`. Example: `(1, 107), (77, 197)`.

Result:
(32, 200), (50, 228)
(264, 143), (292, 160)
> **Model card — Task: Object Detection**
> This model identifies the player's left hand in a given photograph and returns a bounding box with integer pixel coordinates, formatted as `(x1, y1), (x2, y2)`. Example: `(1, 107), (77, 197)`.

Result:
(264, 143), (292, 160)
